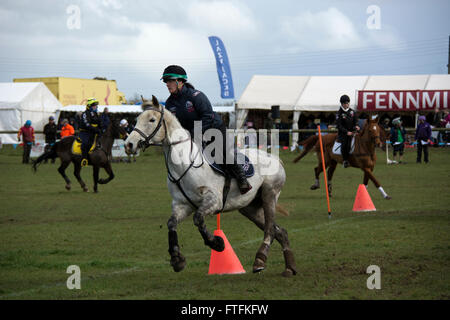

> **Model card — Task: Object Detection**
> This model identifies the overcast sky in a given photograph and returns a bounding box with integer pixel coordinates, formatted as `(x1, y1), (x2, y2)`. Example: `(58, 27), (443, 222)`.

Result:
(0, 0), (449, 104)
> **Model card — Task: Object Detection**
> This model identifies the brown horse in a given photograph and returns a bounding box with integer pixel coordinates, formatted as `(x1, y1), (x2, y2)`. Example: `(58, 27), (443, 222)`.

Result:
(293, 117), (391, 200)
(33, 121), (127, 193)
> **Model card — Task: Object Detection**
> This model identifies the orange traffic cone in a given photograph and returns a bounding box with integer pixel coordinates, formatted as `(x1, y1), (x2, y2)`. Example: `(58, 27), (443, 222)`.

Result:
(208, 229), (246, 275)
(352, 184), (376, 212)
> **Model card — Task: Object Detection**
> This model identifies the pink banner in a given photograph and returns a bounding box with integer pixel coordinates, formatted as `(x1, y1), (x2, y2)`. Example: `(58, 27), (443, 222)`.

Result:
(357, 90), (450, 111)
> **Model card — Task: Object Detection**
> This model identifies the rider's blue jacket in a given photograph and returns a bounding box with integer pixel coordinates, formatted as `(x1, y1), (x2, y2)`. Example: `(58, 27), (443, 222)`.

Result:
(165, 84), (224, 136)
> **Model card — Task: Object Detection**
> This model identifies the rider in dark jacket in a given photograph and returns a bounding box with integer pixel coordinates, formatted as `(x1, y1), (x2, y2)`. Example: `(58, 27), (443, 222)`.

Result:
(162, 65), (252, 194)
(79, 98), (101, 167)
(335, 94), (360, 168)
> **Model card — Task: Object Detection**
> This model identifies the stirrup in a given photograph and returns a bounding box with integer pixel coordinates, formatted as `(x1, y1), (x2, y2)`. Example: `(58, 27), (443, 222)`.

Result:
(81, 158), (89, 167)
(238, 180), (252, 195)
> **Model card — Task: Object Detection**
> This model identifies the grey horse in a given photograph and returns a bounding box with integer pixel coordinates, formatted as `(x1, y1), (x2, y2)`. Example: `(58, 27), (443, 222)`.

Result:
(124, 96), (297, 277)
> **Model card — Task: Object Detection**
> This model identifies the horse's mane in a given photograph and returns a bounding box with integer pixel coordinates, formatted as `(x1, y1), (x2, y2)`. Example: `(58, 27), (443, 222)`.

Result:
(141, 100), (184, 132)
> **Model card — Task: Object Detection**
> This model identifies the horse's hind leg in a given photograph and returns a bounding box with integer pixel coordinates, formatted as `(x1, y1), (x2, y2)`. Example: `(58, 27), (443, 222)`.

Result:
(247, 184), (282, 274)
(58, 160), (72, 191)
(193, 187), (224, 252)
(239, 201), (297, 277)
(93, 165), (99, 193)
(326, 160), (337, 197)
(310, 165), (323, 190)
(73, 161), (88, 192)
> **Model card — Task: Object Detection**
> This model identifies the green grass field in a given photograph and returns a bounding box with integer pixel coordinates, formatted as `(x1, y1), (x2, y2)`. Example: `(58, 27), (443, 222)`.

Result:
(0, 144), (449, 300)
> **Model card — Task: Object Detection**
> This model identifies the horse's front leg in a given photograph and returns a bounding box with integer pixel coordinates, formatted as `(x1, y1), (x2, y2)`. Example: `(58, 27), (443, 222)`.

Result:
(98, 162), (114, 184)
(73, 161), (88, 192)
(193, 187), (224, 252)
(362, 167), (391, 200)
(168, 203), (193, 272)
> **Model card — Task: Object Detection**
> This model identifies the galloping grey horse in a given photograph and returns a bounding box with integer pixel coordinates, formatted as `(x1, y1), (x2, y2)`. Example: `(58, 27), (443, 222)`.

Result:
(125, 96), (297, 277)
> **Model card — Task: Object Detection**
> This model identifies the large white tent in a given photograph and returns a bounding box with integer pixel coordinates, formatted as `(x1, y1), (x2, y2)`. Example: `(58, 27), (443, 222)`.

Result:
(0, 82), (62, 144)
(237, 74), (450, 149)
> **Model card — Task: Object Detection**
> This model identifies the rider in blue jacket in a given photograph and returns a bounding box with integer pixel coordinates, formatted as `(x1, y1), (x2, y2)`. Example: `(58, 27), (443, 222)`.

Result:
(162, 65), (251, 194)
(79, 98), (101, 167)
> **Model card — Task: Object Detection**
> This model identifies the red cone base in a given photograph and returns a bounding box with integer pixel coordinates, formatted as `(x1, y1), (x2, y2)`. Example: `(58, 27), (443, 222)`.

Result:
(353, 184), (376, 212)
(208, 229), (245, 275)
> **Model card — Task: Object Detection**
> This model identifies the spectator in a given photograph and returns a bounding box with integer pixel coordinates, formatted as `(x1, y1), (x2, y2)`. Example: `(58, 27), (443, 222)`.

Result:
(120, 119), (136, 163)
(60, 118), (75, 138)
(69, 117), (78, 131)
(415, 115), (432, 164)
(390, 117), (407, 164)
(100, 107), (111, 132)
(43, 116), (57, 164)
(17, 120), (35, 164)
(381, 118), (391, 130)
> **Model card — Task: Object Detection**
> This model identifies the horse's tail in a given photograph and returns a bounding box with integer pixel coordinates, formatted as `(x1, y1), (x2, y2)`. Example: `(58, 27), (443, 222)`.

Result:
(32, 143), (58, 172)
(293, 135), (319, 163)
(276, 203), (289, 217)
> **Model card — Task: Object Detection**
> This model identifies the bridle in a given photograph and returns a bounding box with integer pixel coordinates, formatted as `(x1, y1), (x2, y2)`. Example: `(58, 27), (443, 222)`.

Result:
(132, 106), (168, 151)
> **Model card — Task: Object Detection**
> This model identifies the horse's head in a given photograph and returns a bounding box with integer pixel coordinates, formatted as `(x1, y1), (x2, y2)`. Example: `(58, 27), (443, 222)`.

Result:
(125, 95), (165, 154)
(367, 115), (383, 148)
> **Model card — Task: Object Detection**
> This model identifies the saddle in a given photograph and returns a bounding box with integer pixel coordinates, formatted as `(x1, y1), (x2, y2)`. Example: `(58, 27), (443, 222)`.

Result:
(332, 136), (356, 156)
(203, 150), (254, 213)
(203, 151), (255, 178)
(72, 136), (98, 155)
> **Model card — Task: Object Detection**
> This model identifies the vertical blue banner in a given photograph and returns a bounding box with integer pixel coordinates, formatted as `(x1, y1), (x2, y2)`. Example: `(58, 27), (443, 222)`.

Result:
(208, 36), (235, 99)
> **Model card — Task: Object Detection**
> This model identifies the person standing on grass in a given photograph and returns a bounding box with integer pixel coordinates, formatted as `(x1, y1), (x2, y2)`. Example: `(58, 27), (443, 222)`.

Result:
(43, 116), (57, 164)
(390, 117), (407, 164)
(415, 115), (432, 164)
(17, 120), (35, 164)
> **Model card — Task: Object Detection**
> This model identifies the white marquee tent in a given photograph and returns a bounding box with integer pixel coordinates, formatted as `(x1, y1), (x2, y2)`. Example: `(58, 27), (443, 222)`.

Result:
(0, 82), (62, 144)
(237, 74), (450, 148)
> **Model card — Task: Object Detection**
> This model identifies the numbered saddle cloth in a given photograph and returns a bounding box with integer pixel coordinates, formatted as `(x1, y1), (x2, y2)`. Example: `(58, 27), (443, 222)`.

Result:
(72, 137), (98, 155)
(332, 136), (356, 156)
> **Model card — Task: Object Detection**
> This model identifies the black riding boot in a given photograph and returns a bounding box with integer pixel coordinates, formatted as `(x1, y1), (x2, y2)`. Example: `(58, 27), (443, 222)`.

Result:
(81, 146), (89, 167)
(230, 163), (252, 195)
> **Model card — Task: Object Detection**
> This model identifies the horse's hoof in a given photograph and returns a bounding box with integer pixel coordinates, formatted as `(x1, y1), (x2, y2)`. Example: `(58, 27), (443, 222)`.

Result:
(252, 258), (265, 273)
(281, 269), (295, 277)
(83, 187), (89, 192)
(385, 195), (392, 200)
(98, 179), (107, 184)
(170, 254), (186, 272)
(65, 184), (71, 191)
(94, 190), (98, 194)
(310, 185), (319, 190)
(211, 236), (225, 252)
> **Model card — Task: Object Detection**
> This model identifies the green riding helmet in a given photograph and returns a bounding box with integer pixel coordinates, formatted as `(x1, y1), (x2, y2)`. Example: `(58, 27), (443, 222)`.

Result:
(161, 65), (188, 83)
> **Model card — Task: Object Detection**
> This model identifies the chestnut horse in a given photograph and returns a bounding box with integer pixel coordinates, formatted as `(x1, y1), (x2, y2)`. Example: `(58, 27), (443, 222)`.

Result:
(293, 117), (391, 200)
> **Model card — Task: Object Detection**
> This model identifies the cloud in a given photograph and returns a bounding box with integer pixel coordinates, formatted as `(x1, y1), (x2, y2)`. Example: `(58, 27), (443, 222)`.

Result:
(186, 1), (258, 37)
(281, 7), (363, 51)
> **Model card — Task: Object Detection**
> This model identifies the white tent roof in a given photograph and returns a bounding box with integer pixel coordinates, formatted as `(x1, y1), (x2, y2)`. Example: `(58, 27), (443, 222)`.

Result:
(295, 76), (368, 111)
(238, 75), (310, 110)
(425, 74), (450, 90)
(237, 74), (450, 112)
(363, 74), (430, 90)
(0, 82), (62, 144)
